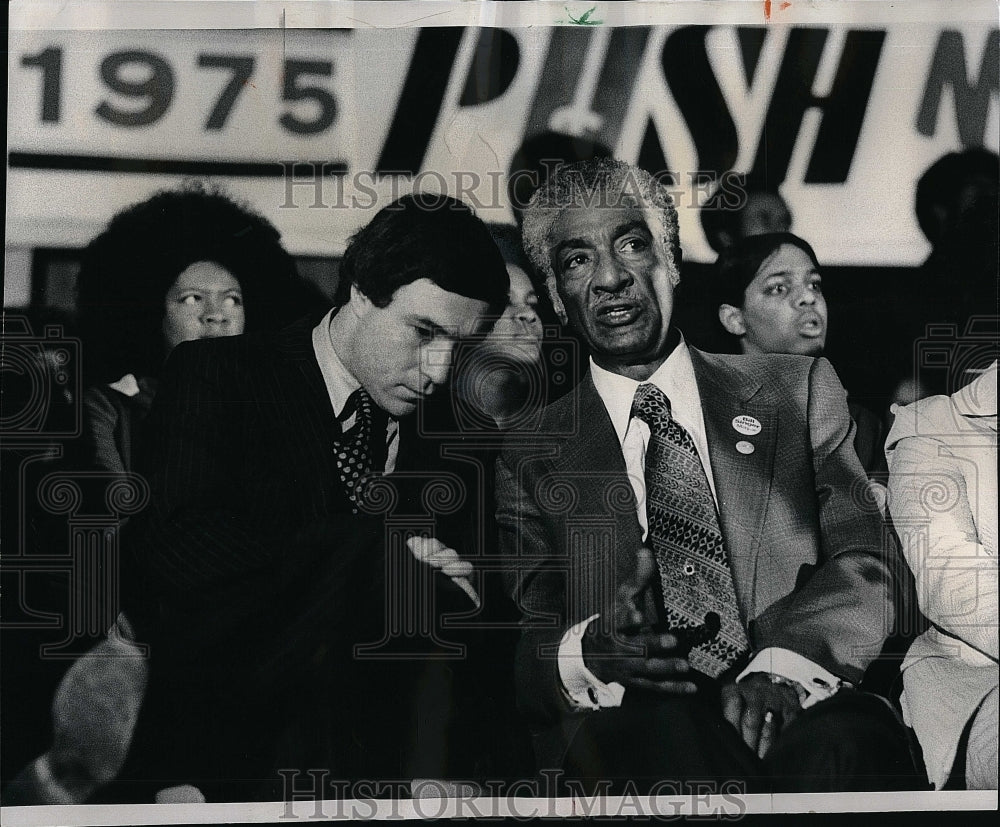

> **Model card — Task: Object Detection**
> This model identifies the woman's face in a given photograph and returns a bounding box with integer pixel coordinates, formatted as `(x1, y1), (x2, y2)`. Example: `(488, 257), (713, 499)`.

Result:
(730, 244), (828, 356)
(486, 265), (544, 365)
(162, 261), (245, 353)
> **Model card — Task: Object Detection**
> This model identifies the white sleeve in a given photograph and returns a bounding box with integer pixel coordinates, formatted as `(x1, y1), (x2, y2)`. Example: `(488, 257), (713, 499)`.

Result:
(736, 647), (849, 709)
(558, 614), (626, 710)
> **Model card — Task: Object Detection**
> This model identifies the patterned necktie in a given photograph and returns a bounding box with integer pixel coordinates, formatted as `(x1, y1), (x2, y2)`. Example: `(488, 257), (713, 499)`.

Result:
(335, 386), (375, 511)
(631, 382), (750, 678)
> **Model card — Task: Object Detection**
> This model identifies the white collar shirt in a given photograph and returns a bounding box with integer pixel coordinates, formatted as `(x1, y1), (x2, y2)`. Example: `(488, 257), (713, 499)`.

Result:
(589, 337), (717, 539)
(311, 308), (399, 472)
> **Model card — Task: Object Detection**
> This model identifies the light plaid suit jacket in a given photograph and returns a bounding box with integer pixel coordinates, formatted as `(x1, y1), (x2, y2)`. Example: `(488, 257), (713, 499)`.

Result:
(497, 349), (897, 740)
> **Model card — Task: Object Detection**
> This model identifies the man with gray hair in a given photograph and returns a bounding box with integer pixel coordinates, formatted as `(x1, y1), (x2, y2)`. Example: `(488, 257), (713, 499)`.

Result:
(497, 158), (916, 791)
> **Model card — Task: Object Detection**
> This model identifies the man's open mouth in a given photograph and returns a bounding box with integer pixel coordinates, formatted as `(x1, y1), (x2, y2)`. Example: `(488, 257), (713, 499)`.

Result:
(596, 303), (640, 327)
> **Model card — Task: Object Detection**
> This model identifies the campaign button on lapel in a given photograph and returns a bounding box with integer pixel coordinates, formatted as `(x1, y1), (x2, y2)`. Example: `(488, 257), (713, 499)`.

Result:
(735, 440), (755, 455)
(732, 415), (762, 436)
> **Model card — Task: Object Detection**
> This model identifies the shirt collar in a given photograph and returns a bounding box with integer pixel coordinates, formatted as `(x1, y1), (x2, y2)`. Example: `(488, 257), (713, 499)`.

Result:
(312, 307), (360, 417)
(108, 373), (141, 397)
(590, 336), (700, 444)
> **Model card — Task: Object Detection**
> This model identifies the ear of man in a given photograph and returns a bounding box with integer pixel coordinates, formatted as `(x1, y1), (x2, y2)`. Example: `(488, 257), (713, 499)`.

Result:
(349, 283), (374, 317)
(545, 274), (569, 325)
(718, 304), (746, 337)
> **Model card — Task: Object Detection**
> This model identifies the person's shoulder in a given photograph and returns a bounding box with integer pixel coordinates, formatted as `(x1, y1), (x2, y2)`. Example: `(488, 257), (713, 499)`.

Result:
(692, 348), (818, 387)
(167, 330), (250, 363)
(885, 394), (959, 452)
(84, 375), (156, 419)
(538, 371), (597, 433)
(543, 380), (581, 419)
(499, 375), (589, 458)
(168, 316), (316, 372)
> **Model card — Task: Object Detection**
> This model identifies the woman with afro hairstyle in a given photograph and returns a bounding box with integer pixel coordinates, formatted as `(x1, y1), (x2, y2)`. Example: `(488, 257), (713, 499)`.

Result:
(76, 182), (321, 474)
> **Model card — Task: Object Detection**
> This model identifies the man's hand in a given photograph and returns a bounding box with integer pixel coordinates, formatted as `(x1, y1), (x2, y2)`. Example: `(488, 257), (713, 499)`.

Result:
(582, 548), (696, 694)
(406, 536), (480, 608)
(721, 673), (801, 758)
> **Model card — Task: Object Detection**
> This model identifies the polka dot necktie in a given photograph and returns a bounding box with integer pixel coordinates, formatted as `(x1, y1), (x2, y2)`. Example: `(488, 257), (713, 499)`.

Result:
(335, 387), (375, 512)
(631, 382), (750, 678)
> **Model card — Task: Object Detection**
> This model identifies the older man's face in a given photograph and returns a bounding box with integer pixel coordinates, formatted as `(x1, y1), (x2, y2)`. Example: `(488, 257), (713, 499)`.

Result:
(548, 204), (676, 379)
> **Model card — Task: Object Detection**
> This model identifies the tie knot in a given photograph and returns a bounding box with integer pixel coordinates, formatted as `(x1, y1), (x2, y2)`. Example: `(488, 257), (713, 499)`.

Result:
(339, 386), (373, 429)
(631, 382), (671, 426)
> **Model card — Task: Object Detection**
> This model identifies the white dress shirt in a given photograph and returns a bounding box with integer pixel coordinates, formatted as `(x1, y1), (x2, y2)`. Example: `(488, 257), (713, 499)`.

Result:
(559, 339), (844, 710)
(312, 309), (399, 472)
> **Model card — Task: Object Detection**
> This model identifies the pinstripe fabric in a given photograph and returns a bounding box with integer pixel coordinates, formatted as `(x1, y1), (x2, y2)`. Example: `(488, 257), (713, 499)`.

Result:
(125, 316), (392, 681)
(121, 315), (476, 788)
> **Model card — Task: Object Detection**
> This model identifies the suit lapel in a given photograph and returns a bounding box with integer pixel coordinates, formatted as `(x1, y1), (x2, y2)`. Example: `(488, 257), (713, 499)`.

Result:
(689, 349), (776, 610)
(550, 374), (644, 581)
(272, 317), (336, 415)
(269, 317), (351, 514)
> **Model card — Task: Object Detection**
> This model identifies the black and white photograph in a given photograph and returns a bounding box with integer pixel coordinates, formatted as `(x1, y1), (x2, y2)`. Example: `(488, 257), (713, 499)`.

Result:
(3, 0), (998, 823)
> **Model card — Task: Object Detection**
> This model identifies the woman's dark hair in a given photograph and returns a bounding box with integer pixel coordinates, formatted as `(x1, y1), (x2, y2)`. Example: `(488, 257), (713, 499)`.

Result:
(700, 172), (788, 254)
(715, 231), (821, 309)
(484, 222), (586, 409)
(486, 222), (561, 332)
(78, 183), (317, 383)
(488, 223), (533, 276)
(333, 193), (509, 317)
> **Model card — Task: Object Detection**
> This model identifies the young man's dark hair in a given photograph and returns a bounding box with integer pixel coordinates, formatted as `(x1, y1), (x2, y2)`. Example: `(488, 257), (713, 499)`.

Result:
(334, 193), (509, 318)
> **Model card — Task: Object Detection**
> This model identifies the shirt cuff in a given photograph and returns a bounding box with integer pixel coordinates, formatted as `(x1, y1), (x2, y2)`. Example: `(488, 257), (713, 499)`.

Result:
(736, 647), (850, 709)
(558, 614), (626, 710)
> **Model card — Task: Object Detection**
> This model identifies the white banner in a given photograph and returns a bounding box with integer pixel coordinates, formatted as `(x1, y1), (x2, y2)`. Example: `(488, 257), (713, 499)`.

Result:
(6, 2), (999, 264)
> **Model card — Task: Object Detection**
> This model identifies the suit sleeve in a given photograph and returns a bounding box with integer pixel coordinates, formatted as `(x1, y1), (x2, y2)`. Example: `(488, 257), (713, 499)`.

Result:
(754, 357), (899, 685)
(124, 341), (384, 693)
(495, 448), (573, 727)
(80, 386), (126, 475)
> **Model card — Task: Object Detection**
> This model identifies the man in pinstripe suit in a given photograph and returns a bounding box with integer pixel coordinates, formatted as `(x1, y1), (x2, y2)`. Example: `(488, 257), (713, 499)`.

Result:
(117, 195), (510, 801)
(496, 159), (918, 792)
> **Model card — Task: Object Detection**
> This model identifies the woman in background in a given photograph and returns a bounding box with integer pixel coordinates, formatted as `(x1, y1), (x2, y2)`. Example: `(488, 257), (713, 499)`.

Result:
(443, 224), (552, 431)
(77, 183), (319, 474)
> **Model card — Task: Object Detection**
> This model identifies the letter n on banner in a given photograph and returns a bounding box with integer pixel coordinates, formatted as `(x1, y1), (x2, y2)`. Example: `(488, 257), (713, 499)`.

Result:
(917, 29), (999, 148)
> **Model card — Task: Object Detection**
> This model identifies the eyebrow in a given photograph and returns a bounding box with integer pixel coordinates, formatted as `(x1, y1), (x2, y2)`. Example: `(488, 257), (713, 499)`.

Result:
(407, 315), (453, 337)
(611, 219), (650, 240)
(762, 268), (820, 279)
(553, 220), (650, 259)
(172, 285), (243, 294)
